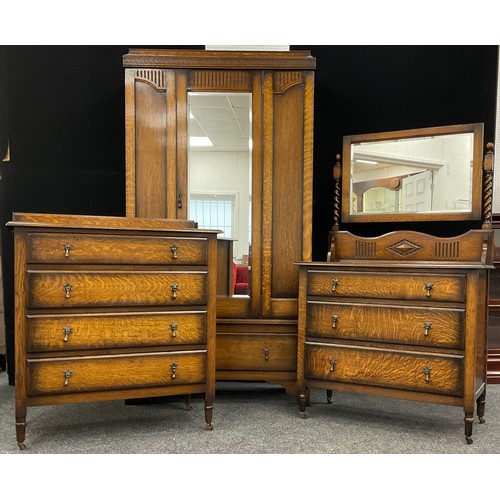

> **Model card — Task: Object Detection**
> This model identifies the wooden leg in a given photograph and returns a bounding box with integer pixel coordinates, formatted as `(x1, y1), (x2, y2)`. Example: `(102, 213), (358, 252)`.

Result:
(326, 389), (333, 404)
(298, 390), (307, 418)
(477, 388), (486, 424)
(184, 394), (192, 411)
(464, 414), (474, 444)
(15, 401), (27, 450)
(305, 387), (311, 407)
(204, 399), (214, 430)
(15, 417), (26, 450)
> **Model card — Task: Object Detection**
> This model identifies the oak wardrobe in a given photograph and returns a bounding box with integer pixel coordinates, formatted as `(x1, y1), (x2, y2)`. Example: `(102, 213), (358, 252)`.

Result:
(123, 49), (316, 393)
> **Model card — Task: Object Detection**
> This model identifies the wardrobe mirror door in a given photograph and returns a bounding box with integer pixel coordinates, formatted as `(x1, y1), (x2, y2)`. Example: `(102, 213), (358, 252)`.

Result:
(188, 92), (252, 297)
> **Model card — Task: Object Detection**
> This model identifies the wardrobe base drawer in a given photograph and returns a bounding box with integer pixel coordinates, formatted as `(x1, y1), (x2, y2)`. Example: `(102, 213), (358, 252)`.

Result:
(216, 333), (297, 372)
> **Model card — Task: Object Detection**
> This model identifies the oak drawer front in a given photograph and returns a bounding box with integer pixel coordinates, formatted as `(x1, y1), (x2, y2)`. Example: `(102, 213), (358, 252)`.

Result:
(26, 351), (207, 396)
(307, 301), (465, 349)
(27, 271), (207, 308)
(27, 233), (208, 265)
(216, 334), (297, 371)
(27, 311), (207, 352)
(304, 342), (463, 396)
(307, 270), (465, 302)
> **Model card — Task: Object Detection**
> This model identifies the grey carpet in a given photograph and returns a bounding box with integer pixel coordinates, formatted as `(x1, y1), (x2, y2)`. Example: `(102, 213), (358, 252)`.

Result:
(1, 370), (499, 454)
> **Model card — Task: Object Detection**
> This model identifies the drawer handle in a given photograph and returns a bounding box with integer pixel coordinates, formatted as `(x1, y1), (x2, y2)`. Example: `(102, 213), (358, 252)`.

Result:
(424, 282), (434, 297)
(63, 243), (72, 258)
(423, 366), (432, 383)
(63, 369), (72, 386)
(63, 326), (73, 342)
(170, 362), (178, 379)
(263, 347), (270, 361)
(170, 245), (179, 259)
(170, 283), (179, 299)
(63, 283), (73, 299)
(423, 321), (432, 337)
(169, 322), (178, 338)
(331, 314), (339, 329)
(331, 278), (340, 292)
(329, 359), (337, 372)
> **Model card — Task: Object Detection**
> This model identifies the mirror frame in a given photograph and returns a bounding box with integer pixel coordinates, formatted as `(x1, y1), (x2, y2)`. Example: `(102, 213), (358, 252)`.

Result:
(341, 122), (484, 223)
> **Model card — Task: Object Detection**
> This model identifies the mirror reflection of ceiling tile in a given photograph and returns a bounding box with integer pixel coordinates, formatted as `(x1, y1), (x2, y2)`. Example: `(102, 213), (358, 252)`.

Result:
(189, 92), (251, 152)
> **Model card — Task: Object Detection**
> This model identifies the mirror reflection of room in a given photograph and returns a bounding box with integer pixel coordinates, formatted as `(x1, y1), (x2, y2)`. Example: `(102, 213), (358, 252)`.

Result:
(351, 132), (474, 214)
(188, 92), (252, 296)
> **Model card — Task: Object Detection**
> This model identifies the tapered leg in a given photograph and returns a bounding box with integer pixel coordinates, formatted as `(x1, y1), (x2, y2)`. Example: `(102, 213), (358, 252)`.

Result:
(185, 394), (192, 411)
(204, 399), (213, 430)
(464, 414), (474, 444)
(326, 389), (333, 404)
(477, 388), (486, 424)
(299, 390), (307, 418)
(15, 399), (27, 450)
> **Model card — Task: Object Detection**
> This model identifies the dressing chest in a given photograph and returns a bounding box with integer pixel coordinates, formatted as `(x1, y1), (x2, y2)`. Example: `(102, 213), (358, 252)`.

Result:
(9, 213), (219, 449)
(297, 124), (494, 443)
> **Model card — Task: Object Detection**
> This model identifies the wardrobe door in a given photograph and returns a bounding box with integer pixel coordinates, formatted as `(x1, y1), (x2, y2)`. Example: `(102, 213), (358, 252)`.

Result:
(125, 68), (187, 220)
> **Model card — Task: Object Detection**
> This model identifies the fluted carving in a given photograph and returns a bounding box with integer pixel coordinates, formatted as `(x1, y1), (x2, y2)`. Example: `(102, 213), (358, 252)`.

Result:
(274, 71), (304, 94)
(135, 69), (166, 90)
(190, 71), (251, 91)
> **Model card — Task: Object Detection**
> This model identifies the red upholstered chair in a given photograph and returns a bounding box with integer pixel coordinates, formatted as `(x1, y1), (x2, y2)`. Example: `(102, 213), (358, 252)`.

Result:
(233, 264), (249, 295)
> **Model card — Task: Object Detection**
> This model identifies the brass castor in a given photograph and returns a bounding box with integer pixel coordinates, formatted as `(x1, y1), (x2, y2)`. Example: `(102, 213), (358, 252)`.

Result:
(18, 443), (26, 450)
(466, 436), (473, 445)
(206, 423), (214, 430)
(479, 416), (485, 424)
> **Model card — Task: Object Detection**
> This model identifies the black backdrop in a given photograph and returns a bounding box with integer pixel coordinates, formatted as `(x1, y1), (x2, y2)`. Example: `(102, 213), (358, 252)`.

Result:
(0, 45), (498, 382)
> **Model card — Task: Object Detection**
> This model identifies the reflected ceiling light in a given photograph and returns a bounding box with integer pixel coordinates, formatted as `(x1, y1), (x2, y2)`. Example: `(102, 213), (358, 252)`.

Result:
(355, 159), (378, 164)
(190, 137), (213, 147)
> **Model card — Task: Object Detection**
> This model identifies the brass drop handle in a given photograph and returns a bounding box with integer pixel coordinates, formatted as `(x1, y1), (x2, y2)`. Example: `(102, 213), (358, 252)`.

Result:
(329, 359), (337, 372)
(177, 192), (183, 209)
(331, 278), (340, 293)
(63, 369), (72, 386)
(170, 245), (179, 260)
(63, 283), (73, 299)
(63, 326), (73, 342)
(170, 362), (178, 379)
(423, 321), (432, 337)
(331, 314), (339, 329)
(170, 283), (179, 299)
(169, 322), (178, 338)
(423, 366), (432, 383)
(63, 243), (72, 258)
(263, 347), (270, 361)
(425, 282), (434, 297)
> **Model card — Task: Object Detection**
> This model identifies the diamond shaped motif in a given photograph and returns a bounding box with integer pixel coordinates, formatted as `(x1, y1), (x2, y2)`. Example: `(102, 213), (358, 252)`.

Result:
(387, 239), (422, 257)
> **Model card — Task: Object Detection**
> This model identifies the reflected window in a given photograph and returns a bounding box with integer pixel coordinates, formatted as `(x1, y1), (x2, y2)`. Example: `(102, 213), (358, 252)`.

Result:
(189, 194), (234, 237)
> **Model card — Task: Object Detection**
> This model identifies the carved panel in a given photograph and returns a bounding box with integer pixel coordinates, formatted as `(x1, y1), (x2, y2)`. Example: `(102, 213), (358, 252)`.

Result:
(274, 71), (304, 94)
(387, 239), (422, 257)
(134, 69), (166, 90)
(189, 71), (251, 91)
(434, 241), (460, 260)
(355, 240), (376, 259)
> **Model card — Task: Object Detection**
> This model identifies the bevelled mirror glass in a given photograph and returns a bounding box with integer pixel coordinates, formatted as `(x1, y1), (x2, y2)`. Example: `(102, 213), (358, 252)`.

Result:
(188, 92), (252, 296)
(342, 123), (484, 223)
